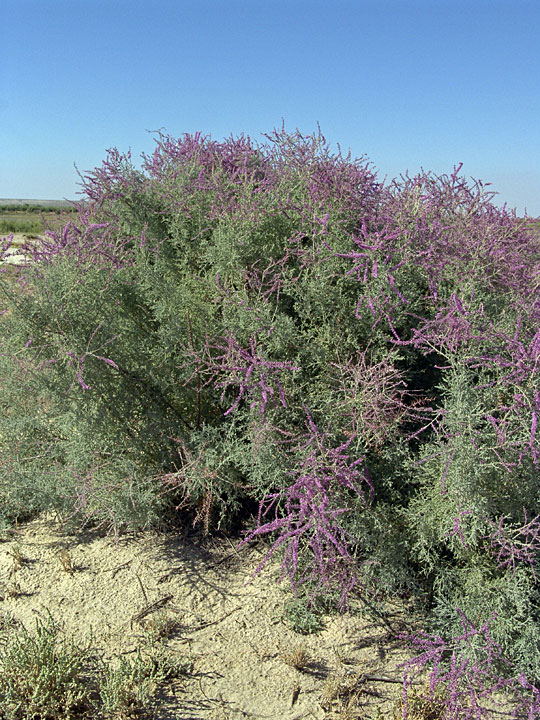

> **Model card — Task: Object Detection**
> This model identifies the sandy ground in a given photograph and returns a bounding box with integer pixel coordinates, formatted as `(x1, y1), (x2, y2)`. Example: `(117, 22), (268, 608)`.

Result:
(0, 232), (40, 265)
(0, 511), (425, 719)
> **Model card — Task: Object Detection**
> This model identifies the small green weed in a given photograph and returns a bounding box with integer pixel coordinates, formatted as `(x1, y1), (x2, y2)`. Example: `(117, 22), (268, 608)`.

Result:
(96, 646), (190, 717)
(283, 595), (325, 634)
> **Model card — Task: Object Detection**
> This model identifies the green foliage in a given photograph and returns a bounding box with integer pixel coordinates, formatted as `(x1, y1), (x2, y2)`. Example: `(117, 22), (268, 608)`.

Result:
(0, 203), (75, 213)
(0, 206), (76, 236)
(283, 594), (325, 634)
(0, 218), (42, 234)
(1, 127), (540, 707)
(0, 610), (190, 719)
(0, 612), (94, 719)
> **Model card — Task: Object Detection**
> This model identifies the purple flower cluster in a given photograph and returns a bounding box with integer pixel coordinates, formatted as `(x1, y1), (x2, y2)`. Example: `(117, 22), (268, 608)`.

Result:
(2, 125), (540, 716)
(487, 509), (540, 581)
(398, 609), (540, 719)
(239, 405), (374, 611)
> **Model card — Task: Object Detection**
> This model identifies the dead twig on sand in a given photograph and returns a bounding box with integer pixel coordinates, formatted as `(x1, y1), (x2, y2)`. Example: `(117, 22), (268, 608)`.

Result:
(130, 594), (174, 629)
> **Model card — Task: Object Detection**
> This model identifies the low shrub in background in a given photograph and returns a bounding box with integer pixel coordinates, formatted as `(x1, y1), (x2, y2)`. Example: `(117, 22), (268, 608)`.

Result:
(0, 204), (74, 212)
(1, 125), (539, 717)
(0, 218), (42, 235)
(0, 205), (77, 235)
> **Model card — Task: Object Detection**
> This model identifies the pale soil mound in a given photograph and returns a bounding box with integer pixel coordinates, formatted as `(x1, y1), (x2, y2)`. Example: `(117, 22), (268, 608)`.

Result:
(0, 232), (41, 265)
(0, 512), (422, 719)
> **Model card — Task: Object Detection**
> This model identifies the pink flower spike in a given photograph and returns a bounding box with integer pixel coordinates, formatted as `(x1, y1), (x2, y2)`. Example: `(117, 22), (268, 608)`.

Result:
(76, 371), (91, 391)
(97, 356), (119, 370)
(530, 330), (540, 361)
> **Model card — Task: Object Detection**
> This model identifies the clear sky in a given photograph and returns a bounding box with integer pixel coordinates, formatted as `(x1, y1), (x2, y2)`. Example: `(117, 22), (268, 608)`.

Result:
(2, 0), (539, 216)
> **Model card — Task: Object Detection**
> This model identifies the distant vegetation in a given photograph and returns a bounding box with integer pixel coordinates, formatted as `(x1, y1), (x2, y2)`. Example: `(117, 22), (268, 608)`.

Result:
(0, 203), (73, 213)
(0, 198), (76, 210)
(0, 218), (42, 234)
(0, 204), (77, 236)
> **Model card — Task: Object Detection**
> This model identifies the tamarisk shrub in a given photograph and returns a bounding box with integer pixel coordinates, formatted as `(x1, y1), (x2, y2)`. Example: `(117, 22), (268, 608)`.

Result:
(398, 608), (540, 719)
(1, 126), (539, 715)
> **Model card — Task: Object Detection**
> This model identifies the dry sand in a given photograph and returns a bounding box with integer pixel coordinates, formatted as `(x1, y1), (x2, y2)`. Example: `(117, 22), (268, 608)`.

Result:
(0, 511), (424, 719)
(0, 232), (40, 265)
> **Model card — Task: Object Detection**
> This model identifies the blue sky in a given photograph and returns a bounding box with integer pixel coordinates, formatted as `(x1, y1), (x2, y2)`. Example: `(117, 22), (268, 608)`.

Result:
(1, 0), (539, 216)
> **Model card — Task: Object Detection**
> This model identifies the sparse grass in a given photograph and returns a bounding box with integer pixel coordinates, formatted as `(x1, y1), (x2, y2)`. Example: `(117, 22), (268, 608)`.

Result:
(0, 530), (469, 720)
(7, 544), (28, 569)
(387, 681), (447, 720)
(321, 674), (446, 720)
(0, 609), (192, 719)
(57, 547), (76, 575)
(321, 666), (367, 717)
(5, 580), (24, 599)
(138, 609), (180, 642)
